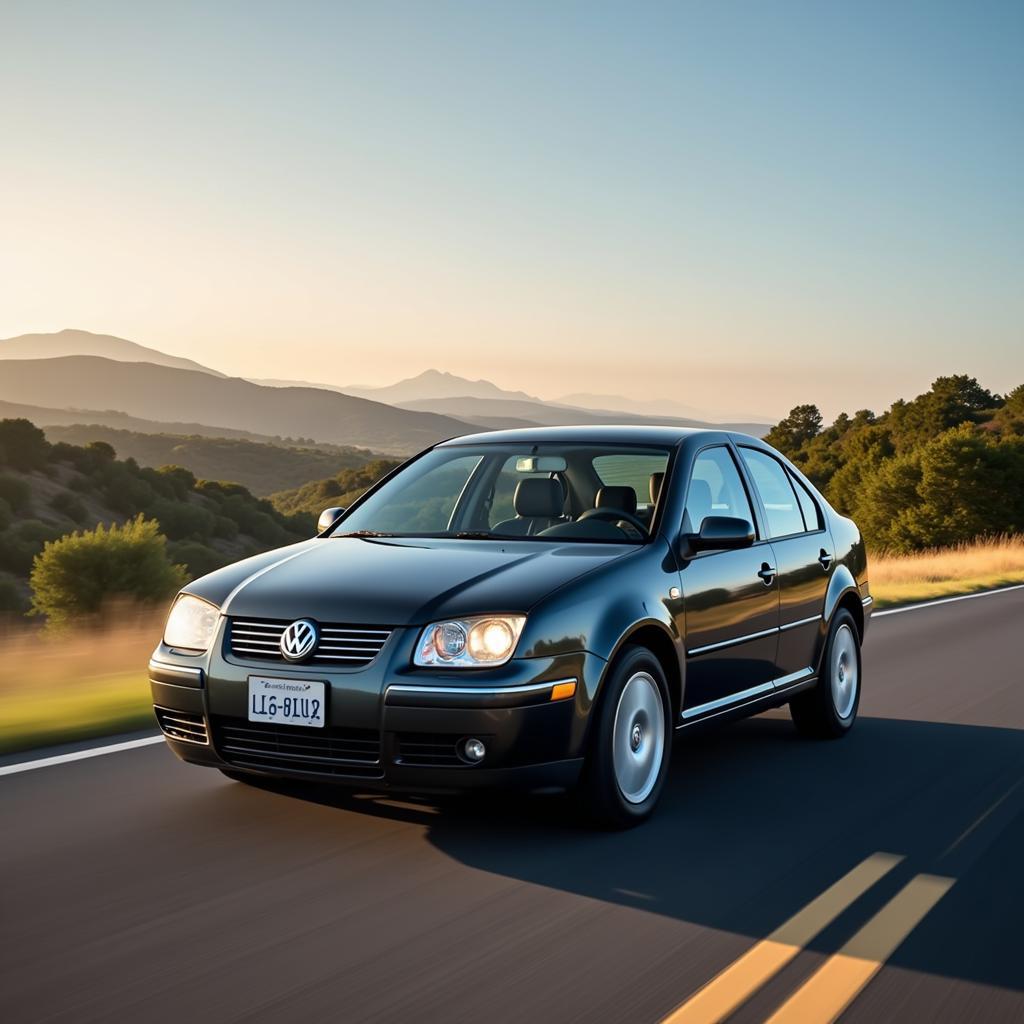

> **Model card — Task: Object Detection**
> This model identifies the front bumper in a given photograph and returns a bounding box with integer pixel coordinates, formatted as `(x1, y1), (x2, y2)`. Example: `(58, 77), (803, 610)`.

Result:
(149, 627), (605, 794)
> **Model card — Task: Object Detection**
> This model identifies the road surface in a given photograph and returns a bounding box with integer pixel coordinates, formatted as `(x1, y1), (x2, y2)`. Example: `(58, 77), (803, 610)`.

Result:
(3, 589), (1023, 1023)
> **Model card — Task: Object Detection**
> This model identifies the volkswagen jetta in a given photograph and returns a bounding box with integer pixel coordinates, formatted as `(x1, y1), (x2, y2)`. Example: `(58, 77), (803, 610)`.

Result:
(150, 426), (870, 827)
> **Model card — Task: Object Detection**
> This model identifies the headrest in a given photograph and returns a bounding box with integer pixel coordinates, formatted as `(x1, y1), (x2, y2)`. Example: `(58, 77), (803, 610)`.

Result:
(514, 477), (564, 518)
(649, 472), (665, 505)
(595, 485), (637, 516)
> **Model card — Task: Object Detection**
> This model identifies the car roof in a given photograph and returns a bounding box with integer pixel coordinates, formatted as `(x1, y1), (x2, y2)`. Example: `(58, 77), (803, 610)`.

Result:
(437, 424), (765, 448)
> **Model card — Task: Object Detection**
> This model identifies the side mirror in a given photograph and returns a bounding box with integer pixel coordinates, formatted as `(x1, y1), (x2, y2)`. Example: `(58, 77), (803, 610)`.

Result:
(317, 506), (345, 535)
(686, 516), (755, 553)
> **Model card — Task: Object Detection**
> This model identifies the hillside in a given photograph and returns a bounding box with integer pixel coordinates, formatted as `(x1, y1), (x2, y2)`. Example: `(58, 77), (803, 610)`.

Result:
(271, 460), (401, 517)
(0, 329), (224, 376)
(0, 356), (477, 455)
(397, 395), (770, 435)
(0, 398), (365, 448)
(42, 425), (375, 496)
(0, 418), (314, 612)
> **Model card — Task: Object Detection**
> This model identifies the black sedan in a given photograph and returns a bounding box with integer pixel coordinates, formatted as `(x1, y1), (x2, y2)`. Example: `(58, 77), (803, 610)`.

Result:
(150, 426), (870, 827)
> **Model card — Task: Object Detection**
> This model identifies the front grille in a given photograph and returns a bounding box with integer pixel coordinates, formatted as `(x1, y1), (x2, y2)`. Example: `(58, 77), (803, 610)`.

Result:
(212, 717), (382, 778)
(228, 618), (392, 667)
(155, 706), (208, 745)
(395, 732), (465, 768)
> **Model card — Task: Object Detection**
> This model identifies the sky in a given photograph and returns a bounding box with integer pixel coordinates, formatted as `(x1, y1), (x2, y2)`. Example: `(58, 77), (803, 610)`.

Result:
(1, 0), (1021, 421)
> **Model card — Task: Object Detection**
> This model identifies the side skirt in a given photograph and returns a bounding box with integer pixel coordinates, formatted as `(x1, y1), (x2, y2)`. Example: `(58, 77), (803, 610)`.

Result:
(676, 671), (817, 730)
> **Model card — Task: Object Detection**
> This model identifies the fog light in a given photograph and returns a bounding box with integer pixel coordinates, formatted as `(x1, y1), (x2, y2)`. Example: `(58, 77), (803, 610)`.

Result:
(463, 738), (486, 763)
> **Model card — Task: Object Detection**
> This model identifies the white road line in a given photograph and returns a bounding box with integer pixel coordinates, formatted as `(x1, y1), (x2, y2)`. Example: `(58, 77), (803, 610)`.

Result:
(873, 583), (1024, 618)
(0, 735), (164, 778)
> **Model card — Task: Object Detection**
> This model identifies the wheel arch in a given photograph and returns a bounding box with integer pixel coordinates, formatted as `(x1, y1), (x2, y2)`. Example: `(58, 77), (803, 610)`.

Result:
(602, 620), (684, 726)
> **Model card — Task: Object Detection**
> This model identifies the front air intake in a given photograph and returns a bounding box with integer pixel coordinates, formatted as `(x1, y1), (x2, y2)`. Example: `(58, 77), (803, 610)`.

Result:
(154, 706), (209, 745)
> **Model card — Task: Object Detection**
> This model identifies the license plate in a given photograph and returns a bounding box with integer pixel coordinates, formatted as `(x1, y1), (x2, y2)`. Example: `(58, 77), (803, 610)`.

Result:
(248, 676), (326, 728)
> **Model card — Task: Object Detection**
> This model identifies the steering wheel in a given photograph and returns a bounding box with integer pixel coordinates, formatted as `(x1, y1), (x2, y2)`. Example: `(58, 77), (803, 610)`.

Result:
(577, 506), (649, 536)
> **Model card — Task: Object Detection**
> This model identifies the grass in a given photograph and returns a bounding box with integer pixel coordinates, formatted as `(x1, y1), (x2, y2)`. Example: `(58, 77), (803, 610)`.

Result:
(870, 535), (1024, 608)
(0, 609), (161, 755)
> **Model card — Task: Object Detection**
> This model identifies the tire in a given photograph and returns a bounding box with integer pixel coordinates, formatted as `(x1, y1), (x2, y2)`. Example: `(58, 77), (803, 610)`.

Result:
(790, 608), (861, 739)
(578, 645), (673, 829)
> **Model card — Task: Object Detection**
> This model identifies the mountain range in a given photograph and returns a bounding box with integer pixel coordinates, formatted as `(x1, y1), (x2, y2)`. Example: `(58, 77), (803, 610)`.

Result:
(0, 330), (771, 456)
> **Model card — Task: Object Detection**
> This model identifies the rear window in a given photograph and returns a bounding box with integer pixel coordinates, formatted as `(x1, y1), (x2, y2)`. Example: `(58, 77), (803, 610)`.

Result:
(592, 453), (670, 512)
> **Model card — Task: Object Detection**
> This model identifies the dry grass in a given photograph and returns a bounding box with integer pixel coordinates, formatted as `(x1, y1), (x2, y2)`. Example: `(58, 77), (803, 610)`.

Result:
(870, 535), (1024, 608)
(0, 606), (163, 754)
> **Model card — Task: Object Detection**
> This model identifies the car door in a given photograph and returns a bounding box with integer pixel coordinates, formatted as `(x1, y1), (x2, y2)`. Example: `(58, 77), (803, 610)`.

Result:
(678, 445), (780, 717)
(737, 447), (830, 683)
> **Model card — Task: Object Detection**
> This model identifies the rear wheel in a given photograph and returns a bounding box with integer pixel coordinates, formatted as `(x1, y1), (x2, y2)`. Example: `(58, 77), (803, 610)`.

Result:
(578, 646), (672, 828)
(790, 608), (861, 738)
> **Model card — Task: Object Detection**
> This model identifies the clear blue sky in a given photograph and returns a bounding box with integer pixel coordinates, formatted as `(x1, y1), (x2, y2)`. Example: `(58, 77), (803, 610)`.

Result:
(1, 0), (1021, 419)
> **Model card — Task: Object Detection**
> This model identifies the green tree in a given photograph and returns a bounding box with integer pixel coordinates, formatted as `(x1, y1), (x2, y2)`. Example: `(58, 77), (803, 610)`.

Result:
(993, 384), (1024, 435)
(0, 419), (50, 471)
(29, 515), (186, 626)
(888, 375), (995, 453)
(763, 405), (823, 459)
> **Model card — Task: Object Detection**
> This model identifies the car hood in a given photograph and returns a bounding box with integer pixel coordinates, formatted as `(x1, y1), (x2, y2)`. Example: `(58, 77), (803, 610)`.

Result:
(203, 536), (633, 625)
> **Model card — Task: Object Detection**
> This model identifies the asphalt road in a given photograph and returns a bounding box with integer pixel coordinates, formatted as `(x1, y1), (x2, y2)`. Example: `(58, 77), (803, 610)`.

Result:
(3, 589), (1024, 1023)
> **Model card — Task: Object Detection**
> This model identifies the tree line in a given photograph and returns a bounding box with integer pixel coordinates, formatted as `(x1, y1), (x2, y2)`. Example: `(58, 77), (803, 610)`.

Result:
(765, 376), (1024, 552)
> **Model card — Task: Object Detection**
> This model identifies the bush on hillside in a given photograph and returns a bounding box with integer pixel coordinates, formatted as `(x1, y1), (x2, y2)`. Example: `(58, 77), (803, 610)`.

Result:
(30, 515), (187, 627)
(0, 474), (32, 513)
(0, 419), (50, 471)
(166, 540), (226, 579)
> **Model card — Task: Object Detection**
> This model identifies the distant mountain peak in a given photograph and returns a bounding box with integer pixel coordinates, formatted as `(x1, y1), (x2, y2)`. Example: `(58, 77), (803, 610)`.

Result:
(343, 369), (541, 405)
(0, 328), (226, 378)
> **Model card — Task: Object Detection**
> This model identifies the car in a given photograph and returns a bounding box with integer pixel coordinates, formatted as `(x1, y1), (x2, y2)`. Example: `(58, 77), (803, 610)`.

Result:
(150, 425), (870, 827)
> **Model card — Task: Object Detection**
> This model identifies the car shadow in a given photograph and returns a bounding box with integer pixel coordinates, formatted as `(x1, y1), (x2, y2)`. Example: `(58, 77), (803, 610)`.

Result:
(270, 713), (1024, 994)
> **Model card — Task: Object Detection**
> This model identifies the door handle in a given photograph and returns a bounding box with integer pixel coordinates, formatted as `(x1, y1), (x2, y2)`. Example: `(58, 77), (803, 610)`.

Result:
(818, 549), (833, 571)
(757, 562), (777, 585)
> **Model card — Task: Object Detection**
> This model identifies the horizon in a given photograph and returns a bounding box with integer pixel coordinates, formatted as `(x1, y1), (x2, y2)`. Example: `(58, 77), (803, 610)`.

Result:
(2, 2), (1023, 421)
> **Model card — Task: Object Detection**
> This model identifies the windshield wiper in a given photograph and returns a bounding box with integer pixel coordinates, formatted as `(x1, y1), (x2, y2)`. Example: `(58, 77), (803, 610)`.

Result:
(454, 531), (503, 540)
(334, 530), (397, 538)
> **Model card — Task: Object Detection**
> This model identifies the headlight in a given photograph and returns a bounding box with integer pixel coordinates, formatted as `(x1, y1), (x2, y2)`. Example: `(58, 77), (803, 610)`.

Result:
(163, 594), (220, 652)
(414, 615), (526, 668)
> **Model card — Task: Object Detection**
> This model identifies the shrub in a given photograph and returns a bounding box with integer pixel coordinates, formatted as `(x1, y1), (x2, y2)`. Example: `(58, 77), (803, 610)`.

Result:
(149, 497), (216, 541)
(0, 419), (50, 471)
(0, 498), (12, 532)
(29, 515), (187, 626)
(50, 491), (89, 523)
(167, 540), (225, 579)
(0, 520), (63, 575)
(0, 474), (31, 513)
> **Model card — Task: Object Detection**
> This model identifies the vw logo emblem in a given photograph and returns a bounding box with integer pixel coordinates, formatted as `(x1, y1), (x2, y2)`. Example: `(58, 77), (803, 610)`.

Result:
(280, 619), (318, 662)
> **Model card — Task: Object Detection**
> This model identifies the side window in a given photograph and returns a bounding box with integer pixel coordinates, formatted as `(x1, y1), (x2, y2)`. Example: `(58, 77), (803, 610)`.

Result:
(789, 470), (822, 531)
(739, 448), (805, 538)
(684, 447), (754, 534)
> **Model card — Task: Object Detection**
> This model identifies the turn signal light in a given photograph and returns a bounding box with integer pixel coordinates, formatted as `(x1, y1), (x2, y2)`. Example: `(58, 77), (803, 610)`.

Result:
(550, 681), (577, 702)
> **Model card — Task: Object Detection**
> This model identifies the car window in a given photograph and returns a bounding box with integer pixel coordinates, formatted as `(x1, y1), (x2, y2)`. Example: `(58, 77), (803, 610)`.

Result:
(363, 455), (481, 533)
(739, 448), (805, 538)
(789, 470), (822, 531)
(685, 447), (754, 534)
(488, 457), (561, 528)
(592, 454), (669, 515)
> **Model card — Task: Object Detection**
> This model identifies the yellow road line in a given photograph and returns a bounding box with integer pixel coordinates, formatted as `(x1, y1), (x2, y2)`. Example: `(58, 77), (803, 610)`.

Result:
(661, 853), (903, 1024)
(764, 872), (955, 1024)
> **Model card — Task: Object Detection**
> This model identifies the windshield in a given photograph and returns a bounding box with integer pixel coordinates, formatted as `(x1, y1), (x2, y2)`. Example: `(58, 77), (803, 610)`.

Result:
(332, 443), (672, 543)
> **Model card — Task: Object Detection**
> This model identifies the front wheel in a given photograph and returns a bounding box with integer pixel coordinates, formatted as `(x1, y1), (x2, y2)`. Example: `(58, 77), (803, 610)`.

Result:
(578, 646), (673, 829)
(790, 609), (861, 738)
